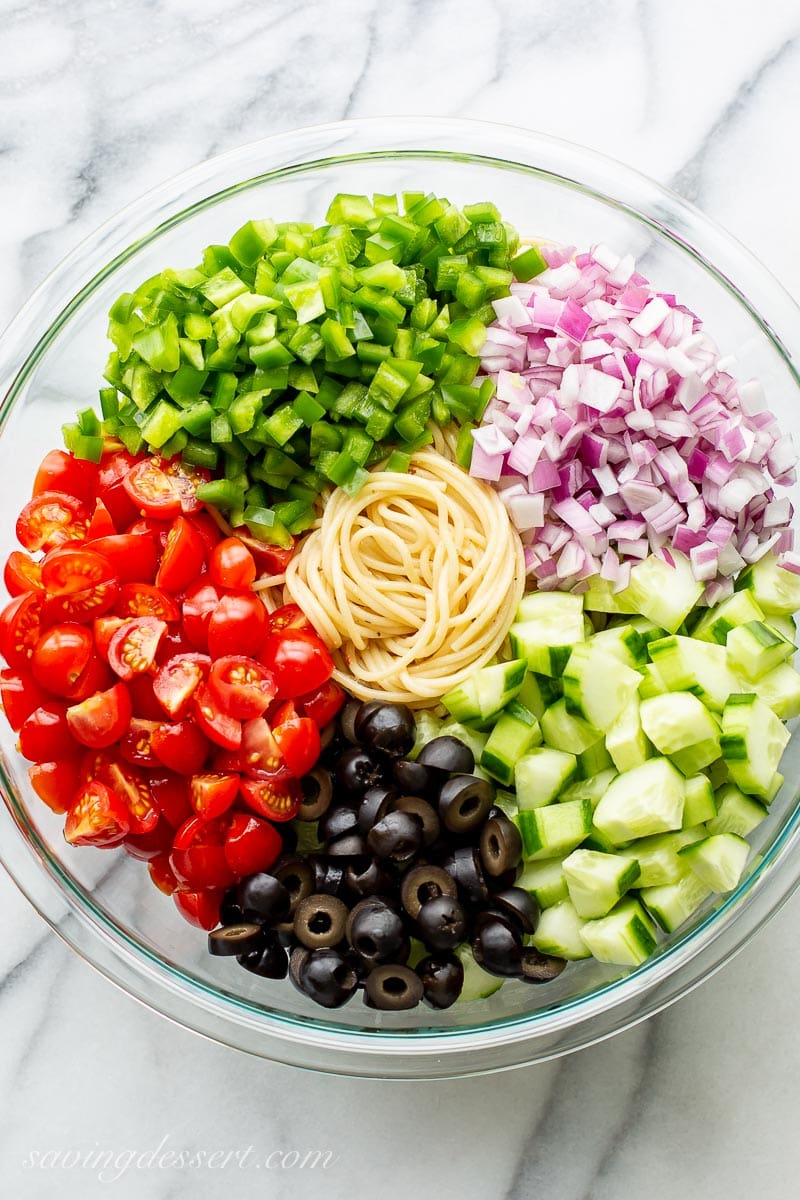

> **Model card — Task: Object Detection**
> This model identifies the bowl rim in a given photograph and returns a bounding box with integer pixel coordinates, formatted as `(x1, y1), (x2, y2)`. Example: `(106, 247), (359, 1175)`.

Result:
(2, 115), (800, 1077)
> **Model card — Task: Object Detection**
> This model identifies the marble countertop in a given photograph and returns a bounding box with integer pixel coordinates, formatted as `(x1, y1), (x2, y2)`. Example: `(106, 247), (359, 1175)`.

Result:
(3, 2), (800, 1197)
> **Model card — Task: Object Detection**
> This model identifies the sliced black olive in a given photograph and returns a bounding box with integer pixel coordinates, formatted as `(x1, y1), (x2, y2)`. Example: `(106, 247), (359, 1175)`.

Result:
(297, 766), (333, 821)
(270, 855), (315, 915)
(437, 774), (494, 834)
(416, 895), (468, 952)
(340, 699), (373, 744)
(293, 893), (349, 949)
(364, 964), (423, 1010)
(480, 811), (523, 877)
(309, 854), (345, 897)
(335, 747), (385, 796)
(472, 913), (523, 977)
(491, 887), (540, 934)
(326, 831), (368, 858)
(357, 784), (398, 833)
(392, 757), (435, 796)
(347, 897), (406, 965)
(237, 872), (291, 923)
(487, 866), (521, 893)
(294, 947), (358, 1008)
(237, 932), (289, 979)
(356, 702), (416, 757)
(418, 735), (475, 775)
(319, 804), (359, 842)
(219, 888), (245, 926)
(208, 923), (265, 957)
(400, 863), (458, 919)
(520, 946), (567, 984)
(288, 945), (310, 990)
(392, 795), (440, 847)
(344, 856), (394, 900)
(416, 954), (464, 1009)
(440, 846), (490, 906)
(367, 810), (423, 862)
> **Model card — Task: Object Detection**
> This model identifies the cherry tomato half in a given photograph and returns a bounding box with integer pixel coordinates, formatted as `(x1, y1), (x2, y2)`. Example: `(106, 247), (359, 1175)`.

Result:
(18, 703), (75, 761)
(31, 624), (94, 696)
(233, 530), (296, 577)
(223, 813), (282, 877)
(156, 516), (206, 593)
(96, 450), (141, 529)
(3, 551), (44, 597)
(66, 681), (132, 748)
(64, 780), (130, 847)
(85, 498), (117, 540)
(297, 679), (345, 728)
(152, 653), (210, 719)
(149, 854), (179, 895)
(0, 667), (50, 731)
(83, 751), (159, 836)
(28, 758), (81, 815)
(86, 533), (159, 584)
(150, 719), (209, 775)
(272, 710), (321, 778)
(193, 684), (242, 751)
(123, 458), (205, 520)
(207, 592), (268, 659)
(120, 718), (161, 767)
(150, 773), (192, 830)
(33, 449), (98, 505)
(239, 766), (301, 823)
(181, 580), (222, 651)
(208, 655), (277, 720)
(189, 772), (239, 820)
(41, 547), (114, 596)
(124, 820), (174, 862)
(42, 579), (119, 624)
(116, 582), (180, 623)
(107, 617), (167, 681)
(209, 538), (256, 590)
(170, 816), (236, 890)
(238, 716), (283, 776)
(0, 592), (43, 670)
(173, 889), (222, 929)
(260, 628), (334, 699)
(268, 602), (314, 635)
(63, 653), (113, 703)
(16, 492), (89, 553)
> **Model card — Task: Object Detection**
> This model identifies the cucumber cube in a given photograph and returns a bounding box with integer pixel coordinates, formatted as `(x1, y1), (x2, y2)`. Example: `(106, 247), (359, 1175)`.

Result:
(736, 552), (800, 616)
(593, 757), (685, 844)
(720, 693), (790, 799)
(562, 848), (641, 919)
(480, 701), (542, 786)
(515, 747), (578, 809)
(707, 784), (768, 837)
(455, 944), (503, 1001)
(691, 589), (766, 644)
(726, 620), (794, 681)
(640, 872), (712, 933)
(517, 858), (569, 909)
(515, 798), (593, 860)
(605, 696), (651, 773)
(624, 550), (703, 633)
(619, 827), (706, 887)
(579, 898), (658, 966)
(532, 899), (591, 960)
(562, 643), (642, 731)
(753, 662), (800, 720)
(639, 692), (721, 774)
(678, 833), (750, 893)
(682, 774), (717, 826)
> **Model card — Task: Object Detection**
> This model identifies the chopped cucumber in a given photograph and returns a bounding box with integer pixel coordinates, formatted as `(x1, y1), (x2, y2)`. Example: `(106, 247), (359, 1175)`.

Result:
(624, 550), (704, 633)
(767, 613), (796, 643)
(562, 643), (641, 731)
(648, 635), (745, 713)
(515, 798), (593, 860)
(690, 589), (766, 643)
(540, 699), (601, 754)
(638, 662), (669, 699)
(753, 662), (800, 720)
(532, 899), (591, 960)
(515, 747), (578, 809)
(442, 659), (527, 725)
(517, 857), (569, 909)
(455, 944), (504, 1000)
(579, 898), (658, 966)
(480, 701), (542, 785)
(591, 622), (648, 669)
(640, 872), (712, 933)
(726, 619), (794, 681)
(682, 774), (717, 827)
(509, 592), (585, 676)
(735, 552), (800, 616)
(593, 757), (685, 844)
(707, 783), (768, 837)
(605, 696), (651, 773)
(560, 768), (618, 810)
(410, 710), (443, 758)
(563, 848), (641, 919)
(720, 693), (789, 799)
(678, 833), (750, 893)
(582, 575), (637, 614)
(516, 671), (563, 718)
(619, 826), (706, 887)
(639, 692), (720, 774)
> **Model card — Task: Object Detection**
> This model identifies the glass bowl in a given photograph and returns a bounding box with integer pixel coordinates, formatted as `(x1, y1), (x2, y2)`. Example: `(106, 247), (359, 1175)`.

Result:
(1, 117), (799, 1079)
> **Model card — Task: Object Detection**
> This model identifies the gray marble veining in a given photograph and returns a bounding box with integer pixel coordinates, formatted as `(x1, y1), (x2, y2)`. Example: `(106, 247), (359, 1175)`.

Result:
(1, 2), (800, 1197)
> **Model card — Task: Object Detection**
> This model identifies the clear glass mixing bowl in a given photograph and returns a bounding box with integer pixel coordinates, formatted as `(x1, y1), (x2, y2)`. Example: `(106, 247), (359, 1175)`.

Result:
(1, 118), (799, 1079)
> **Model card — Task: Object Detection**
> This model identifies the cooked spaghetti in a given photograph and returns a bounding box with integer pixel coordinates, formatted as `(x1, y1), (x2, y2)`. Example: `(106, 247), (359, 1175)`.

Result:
(283, 450), (525, 706)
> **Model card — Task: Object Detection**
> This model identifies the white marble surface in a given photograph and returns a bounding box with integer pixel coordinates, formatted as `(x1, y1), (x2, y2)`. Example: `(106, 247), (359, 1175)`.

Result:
(2, 1), (800, 1196)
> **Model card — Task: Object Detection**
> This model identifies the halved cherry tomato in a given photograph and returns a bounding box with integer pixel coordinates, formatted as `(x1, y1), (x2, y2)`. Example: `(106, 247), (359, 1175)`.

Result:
(239, 766), (301, 823)
(149, 854), (178, 895)
(66, 681), (132, 748)
(123, 457), (205, 519)
(233, 530), (296, 577)
(126, 517), (171, 546)
(64, 780), (129, 847)
(41, 547), (113, 596)
(156, 516), (206, 593)
(209, 537), (256, 590)
(97, 450), (141, 529)
(208, 655), (277, 719)
(181, 579), (223, 651)
(28, 758), (81, 814)
(85, 498), (117, 540)
(0, 591), (43, 670)
(238, 716), (282, 776)
(171, 815), (236, 890)
(83, 751), (158, 835)
(123, 819), (173, 861)
(152, 653), (210, 719)
(42, 578), (119, 624)
(19, 703), (75, 760)
(207, 591), (268, 659)
(4, 551), (44, 597)
(31, 624), (94, 696)
(193, 683), (242, 751)
(33, 449), (98, 504)
(127, 673), (165, 721)
(272, 708), (321, 778)
(155, 626), (195, 665)
(297, 679), (345, 728)
(184, 511), (221, 556)
(120, 718), (161, 767)
(86, 533), (159, 584)
(16, 492), (89, 553)
(261, 628), (334, 699)
(223, 812), (282, 877)
(107, 616), (167, 681)
(93, 617), (128, 663)
(116, 582), (180, 623)
(0, 667), (49, 731)
(189, 772), (239, 819)
(268, 602), (314, 635)
(209, 746), (244, 774)
(150, 719), (209, 774)
(150, 773), (192, 829)
(173, 889), (222, 928)
(64, 653), (113, 702)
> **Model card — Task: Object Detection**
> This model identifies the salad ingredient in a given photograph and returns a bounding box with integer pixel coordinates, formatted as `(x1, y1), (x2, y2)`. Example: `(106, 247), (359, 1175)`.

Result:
(475, 245), (796, 595)
(17, 493), (89, 553)
(285, 450), (525, 705)
(64, 780), (130, 847)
